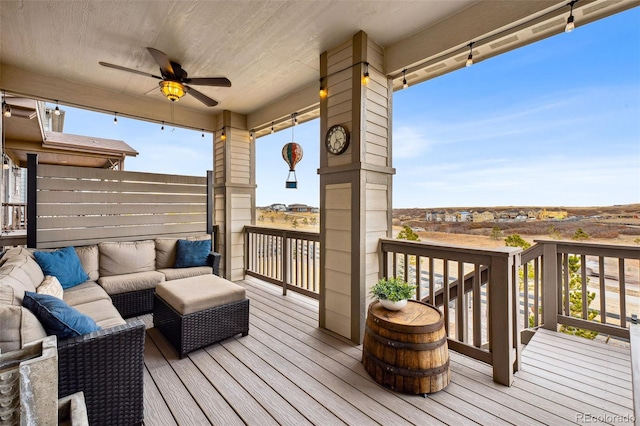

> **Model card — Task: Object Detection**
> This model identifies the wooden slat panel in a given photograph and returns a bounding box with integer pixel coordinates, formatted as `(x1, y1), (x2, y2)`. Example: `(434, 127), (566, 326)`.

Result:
(38, 164), (205, 185)
(39, 203), (205, 216)
(36, 231), (208, 249)
(38, 213), (207, 229)
(37, 179), (205, 194)
(37, 223), (204, 243)
(37, 191), (205, 204)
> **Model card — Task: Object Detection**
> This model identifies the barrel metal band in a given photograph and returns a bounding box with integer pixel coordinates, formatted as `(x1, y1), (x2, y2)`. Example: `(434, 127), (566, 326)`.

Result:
(362, 348), (450, 377)
(365, 325), (447, 350)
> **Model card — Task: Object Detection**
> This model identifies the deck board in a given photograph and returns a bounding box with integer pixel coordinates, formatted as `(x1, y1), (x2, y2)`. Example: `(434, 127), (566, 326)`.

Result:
(140, 278), (634, 425)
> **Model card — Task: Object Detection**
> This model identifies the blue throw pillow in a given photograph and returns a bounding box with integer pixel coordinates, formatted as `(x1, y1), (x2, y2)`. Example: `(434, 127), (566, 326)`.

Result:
(23, 292), (100, 339)
(33, 246), (89, 289)
(174, 239), (211, 268)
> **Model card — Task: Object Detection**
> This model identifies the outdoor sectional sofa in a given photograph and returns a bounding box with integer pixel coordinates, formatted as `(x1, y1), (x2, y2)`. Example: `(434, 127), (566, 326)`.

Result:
(0, 236), (219, 425)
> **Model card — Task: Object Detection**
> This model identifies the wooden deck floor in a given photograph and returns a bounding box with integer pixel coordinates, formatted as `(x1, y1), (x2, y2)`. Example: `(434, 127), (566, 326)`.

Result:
(139, 278), (633, 425)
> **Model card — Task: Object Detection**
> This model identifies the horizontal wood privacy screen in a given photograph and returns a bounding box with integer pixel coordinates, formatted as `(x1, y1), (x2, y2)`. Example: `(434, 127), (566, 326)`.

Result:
(28, 156), (211, 248)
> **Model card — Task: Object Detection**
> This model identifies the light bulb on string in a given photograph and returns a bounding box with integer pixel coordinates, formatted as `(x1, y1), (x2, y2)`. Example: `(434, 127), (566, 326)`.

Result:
(465, 42), (474, 67)
(271, 122), (275, 134)
(113, 112), (118, 125)
(565, 1), (577, 33)
(54, 101), (61, 116)
(362, 63), (370, 85)
(402, 69), (408, 89)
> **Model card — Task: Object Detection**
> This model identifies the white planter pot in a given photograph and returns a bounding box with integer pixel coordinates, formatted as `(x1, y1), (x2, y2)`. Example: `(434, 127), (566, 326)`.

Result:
(379, 298), (407, 311)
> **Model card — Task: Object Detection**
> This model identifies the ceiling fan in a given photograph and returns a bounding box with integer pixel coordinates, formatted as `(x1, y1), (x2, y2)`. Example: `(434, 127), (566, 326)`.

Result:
(99, 47), (231, 107)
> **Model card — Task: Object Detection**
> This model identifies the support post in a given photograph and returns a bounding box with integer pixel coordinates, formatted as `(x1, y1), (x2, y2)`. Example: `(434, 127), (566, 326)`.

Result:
(542, 242), (559, 331)
(27, 153), (38, 248)
(488, 251), (516, 386)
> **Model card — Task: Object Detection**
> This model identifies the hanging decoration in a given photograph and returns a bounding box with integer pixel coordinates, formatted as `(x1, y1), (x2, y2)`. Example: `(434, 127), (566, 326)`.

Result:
(282, 114), (303, 189)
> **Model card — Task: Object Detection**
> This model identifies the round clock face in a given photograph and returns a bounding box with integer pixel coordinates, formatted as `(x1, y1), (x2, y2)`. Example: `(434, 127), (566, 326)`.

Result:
(325, 125), (350, 155)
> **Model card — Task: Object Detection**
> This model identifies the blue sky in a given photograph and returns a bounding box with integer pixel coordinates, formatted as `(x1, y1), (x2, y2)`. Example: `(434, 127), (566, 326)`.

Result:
(61, 7), (639, 209)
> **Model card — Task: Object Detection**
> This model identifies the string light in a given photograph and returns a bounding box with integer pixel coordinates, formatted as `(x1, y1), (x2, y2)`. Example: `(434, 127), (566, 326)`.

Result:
(465, 42), (474, 67)
(113, 112), (118, 125)
(271, 122), (275, 134)
(2, 102), (10, 118)
(161, 121), (165, 131)
(362, 62), (370, 85)
(319, 78), (327, 99)
(250, 130), (255, 141)
(565, 0), (577, 33)
(54, 101), (61, 116)
(402, 69), (408, 89)
(221, 128), (227, 141)
(293, 112), (298, 126)
(201, 129), (205, 138)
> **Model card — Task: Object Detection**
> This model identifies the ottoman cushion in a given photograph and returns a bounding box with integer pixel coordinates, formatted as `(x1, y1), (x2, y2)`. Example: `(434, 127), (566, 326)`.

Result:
(156, 275), (246, 315)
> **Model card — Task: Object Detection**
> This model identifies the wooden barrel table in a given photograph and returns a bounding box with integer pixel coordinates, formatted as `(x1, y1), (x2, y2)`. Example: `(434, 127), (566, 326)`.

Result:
(362, 300), (450, 395)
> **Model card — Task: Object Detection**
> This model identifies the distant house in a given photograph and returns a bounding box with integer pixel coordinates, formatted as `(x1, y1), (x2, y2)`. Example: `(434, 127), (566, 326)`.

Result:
(472, 211), (495, 223)
(458, 211), (471, 222)
(444, 211), (458, 222)
(288, 203), (314, 212)
(425, 211), (446, 222)
(538, 209), (567, 220)
(268, 203), (287, 212)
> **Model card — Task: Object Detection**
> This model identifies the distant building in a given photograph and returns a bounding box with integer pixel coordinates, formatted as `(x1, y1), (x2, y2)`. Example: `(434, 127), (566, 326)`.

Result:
(444, 211), (457, 222)
(458, 211), (471, 222)
(473, 211), (495, 222)
(288, 203), (314, 212)
(268, 203), (287, 212)
(538, 209), (567, 220)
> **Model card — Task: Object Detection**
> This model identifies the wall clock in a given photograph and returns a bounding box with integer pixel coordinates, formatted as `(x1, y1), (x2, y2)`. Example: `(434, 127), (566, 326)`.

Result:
(325, 125), (350, 155)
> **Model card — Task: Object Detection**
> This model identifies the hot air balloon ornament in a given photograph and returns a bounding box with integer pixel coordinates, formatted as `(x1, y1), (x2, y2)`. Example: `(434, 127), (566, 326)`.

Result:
(282, 142), (303, 189)
(281, 113), (303, 189)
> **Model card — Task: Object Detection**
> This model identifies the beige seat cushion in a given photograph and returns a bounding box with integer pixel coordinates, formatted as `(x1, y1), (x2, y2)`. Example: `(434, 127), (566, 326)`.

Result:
(36, 276), (64, 299)
(98, 271), (165, 295)
(72, 299), (126, 329)
(99, 240), (156, 277)
(0, 305), (47, 353)
(156, 275), (246, 315)
(159, 266), (213, 281)
(63, 281), (111, 307)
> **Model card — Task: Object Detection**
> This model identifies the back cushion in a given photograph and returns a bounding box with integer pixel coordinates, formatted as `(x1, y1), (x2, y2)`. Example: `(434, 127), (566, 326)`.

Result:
(1, 255), (44, 289)
(0, 267), (38, 305)
(0, 305), (47, 353)
(155, 238), (179, 269)
(155, 235), (211, 269)
(75, 245), (99, 281)
(99, 240), (156, 277)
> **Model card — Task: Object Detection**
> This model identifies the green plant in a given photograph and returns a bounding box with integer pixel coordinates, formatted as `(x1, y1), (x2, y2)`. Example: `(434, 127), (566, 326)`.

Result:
(491, 226), (503, 241)
(505, 234), (531, 249)
(397, 225), (420, 241)
(370, 277), (416, 302)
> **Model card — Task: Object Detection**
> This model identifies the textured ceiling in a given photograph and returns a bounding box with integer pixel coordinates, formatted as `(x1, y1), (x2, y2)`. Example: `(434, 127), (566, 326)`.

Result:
(0, 0), (476, 115)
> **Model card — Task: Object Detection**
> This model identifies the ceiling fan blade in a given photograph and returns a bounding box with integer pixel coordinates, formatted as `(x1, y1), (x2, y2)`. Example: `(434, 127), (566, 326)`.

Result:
(99, 62), (162, 79)
(185, 86), (218, 107)
(146, 47), (175, 77)
(185, 77), (231, 87)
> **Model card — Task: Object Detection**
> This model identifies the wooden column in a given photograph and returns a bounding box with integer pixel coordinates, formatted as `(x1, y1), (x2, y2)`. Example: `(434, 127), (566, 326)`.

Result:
(319, 31), (395, 343)
(212, 111), (256, 280)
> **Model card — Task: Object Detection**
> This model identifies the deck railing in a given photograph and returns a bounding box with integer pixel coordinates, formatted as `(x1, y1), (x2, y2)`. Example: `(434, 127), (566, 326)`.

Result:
(520, 240), (640, 341)
(2, 202), (26, 231)
(244, 226), (320, 300)
(380, 238), (522, 386)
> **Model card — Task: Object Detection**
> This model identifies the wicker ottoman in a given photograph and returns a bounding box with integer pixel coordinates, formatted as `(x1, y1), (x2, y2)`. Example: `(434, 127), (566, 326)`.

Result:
(153, 275), (249, 358)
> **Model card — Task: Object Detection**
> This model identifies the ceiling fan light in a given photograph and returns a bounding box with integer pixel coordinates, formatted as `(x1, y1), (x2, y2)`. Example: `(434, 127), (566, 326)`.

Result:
(159, 81), (186, 101)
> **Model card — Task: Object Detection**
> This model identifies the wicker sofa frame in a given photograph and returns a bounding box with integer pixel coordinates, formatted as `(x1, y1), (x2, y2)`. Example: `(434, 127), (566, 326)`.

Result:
(58, 319), (145, 426)
(154, 295), (249, 358)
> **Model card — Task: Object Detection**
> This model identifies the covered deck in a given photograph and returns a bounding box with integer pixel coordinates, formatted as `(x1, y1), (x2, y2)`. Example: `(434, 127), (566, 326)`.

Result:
(140, 277), (632, 425)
